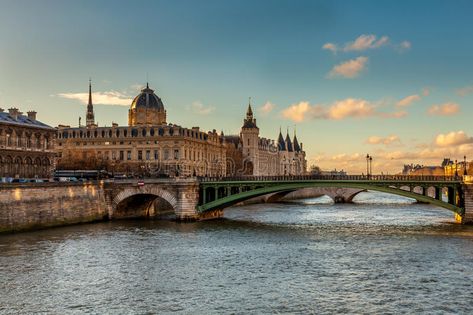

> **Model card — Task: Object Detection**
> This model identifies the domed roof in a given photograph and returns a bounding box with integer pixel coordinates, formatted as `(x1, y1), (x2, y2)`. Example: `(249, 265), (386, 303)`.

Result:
(130, 83), (165, 111)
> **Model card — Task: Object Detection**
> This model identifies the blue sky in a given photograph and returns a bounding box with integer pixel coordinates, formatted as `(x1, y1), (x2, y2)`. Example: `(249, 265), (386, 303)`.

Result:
(1, 0), (472, 173)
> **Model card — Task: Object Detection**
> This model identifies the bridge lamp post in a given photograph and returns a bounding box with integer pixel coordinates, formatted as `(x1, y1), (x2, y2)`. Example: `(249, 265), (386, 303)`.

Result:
(464, 155), (468, 176)
(366, 154), (370, 178)
(455, 159), (458, 178)
(369, 156), (373, 177)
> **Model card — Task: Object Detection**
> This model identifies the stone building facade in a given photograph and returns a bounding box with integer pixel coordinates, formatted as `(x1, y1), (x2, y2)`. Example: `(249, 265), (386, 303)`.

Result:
(225, 103), (307, 176)
(57, 83), (227, 177)
(0, 108), (56, 178)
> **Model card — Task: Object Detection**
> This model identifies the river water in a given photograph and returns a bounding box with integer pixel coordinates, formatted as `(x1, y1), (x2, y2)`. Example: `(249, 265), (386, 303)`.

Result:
(1, 191), (473, 314)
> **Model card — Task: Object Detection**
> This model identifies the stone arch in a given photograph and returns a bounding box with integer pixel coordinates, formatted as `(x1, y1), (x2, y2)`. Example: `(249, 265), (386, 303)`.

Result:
(111, 186), (178, 219)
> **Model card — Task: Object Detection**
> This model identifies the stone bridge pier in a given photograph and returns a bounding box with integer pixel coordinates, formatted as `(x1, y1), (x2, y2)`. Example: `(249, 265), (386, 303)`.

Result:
(104, 178), (202, 221)
(460, 176), (473, 224)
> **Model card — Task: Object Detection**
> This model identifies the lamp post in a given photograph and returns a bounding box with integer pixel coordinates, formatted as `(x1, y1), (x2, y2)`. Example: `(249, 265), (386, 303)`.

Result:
(464, 155), (468, 176)
(366, 154), (370, 178)
(455, 159), (458, 178)
(369, 156), (373, 177)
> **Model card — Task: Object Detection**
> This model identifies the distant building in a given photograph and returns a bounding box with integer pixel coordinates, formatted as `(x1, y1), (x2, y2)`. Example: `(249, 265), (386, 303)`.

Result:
(56, 82), (226, 177)
(224, 102), (307, 176)
(320, 169), (347, 176)
(0, 108), (56, 178)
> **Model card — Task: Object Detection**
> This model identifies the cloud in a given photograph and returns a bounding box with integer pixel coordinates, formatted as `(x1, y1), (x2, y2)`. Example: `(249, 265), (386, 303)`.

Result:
(397, 94), (421, 107)
(328, 56), (368, 79)
(322, 35), (411, 55)
(366, 135), (401, 145)
(57, 91), (132, 106)
(399, 41), (412, 51)
(322, 42), (337, 53)
(281, 98), (406, 122)
(328, 98), (374, 119)
(281, 101), (312, 122)
(344, 34), (389, 51)
(259, 101), (275, 115)
(435, 131), (473, 147)
(427, 102), (460, 116)
(190, 101), (215, 115)
(456, 85), (473, 97)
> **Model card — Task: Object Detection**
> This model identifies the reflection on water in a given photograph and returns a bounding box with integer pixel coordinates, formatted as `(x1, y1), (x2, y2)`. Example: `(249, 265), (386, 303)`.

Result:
(1, 191), (472, 314)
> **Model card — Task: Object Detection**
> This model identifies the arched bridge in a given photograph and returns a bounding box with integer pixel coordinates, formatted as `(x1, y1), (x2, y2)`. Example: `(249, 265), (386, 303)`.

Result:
(101, 175), (473, 224)
(197, 175), (473, 223)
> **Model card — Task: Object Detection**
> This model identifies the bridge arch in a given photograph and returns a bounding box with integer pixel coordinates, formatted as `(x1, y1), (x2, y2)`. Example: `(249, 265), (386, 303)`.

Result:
(198, 182), (463, 216)
(112, 186), (178, 219)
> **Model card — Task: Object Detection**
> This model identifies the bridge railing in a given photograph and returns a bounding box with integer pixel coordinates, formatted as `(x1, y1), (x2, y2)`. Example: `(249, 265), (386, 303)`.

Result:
(199, 174), (462, 183)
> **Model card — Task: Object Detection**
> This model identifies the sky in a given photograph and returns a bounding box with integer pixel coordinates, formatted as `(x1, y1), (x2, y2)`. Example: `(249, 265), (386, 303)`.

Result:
(1, 0), (473, 174)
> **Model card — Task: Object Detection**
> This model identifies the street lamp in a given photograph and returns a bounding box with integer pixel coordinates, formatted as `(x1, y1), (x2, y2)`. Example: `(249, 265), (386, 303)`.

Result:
(366, 154), (370, 178)
(369, 156), (373, 177)
(464, 155), (468, 176)
(455, 159), (458, 177)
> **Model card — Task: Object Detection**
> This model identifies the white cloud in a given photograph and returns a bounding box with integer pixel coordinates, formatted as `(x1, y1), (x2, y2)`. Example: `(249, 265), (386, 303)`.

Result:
(366, 135), (401, 145)
(344, 34), (389, 51)
(397, 94), (421, 107)
(427, 102), (460, 116)
(399, 41), (412, 51)
(259, 101), (275, 115)
(328, 98), (374, 119)
(190, 101), (215, 115)
(456, 85), (473, 97)
(328, 56), (368, 79)
(281, 101), (312, 122)
(322, 42), (337, 53)
(57, 91), (132, 106)
(435, 131), (473, 147)
(281, 98), (406, 122)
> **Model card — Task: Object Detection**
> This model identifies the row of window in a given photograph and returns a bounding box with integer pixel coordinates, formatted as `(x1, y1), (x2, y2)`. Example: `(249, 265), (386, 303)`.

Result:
(59, 127), (213, 141)
(93, 148), (223, 162)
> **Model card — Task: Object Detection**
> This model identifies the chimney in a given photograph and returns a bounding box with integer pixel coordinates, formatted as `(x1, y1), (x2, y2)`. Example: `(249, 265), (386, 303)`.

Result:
(8, 108), (19, 120)
(27, 111), (37, 120)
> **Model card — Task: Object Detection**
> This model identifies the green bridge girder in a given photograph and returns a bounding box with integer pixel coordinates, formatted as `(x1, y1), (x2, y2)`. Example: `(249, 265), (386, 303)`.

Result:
(197, 179), (464, 215)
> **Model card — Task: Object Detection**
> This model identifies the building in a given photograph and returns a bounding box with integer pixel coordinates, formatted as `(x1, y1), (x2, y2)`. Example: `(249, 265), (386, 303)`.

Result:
(56, 83), (227, 177)
(224, 102), (307, 176)
(0, 108), (56, 178)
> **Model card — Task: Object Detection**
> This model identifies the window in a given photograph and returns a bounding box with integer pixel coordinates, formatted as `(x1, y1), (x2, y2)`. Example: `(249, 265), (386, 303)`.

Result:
(164, 149), (169, 160)
(174, 149), (179, 160)
(112, 151), (116, 160)
(127, 151), (131, 160)
(119, 151), (124, 161)
(138, 150), (143, 160)
(154, 150), (159, 160)
(146, 150), (150, 160)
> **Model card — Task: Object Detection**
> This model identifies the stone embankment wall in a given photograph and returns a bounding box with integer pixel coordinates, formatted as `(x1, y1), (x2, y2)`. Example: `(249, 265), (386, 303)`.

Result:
(0, 182), (108, 233)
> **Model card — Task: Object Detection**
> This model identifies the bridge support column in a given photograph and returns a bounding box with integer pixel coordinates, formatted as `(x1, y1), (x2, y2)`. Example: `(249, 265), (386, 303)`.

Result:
(459, 180), (473, 224)
(174, 181), (200, 221)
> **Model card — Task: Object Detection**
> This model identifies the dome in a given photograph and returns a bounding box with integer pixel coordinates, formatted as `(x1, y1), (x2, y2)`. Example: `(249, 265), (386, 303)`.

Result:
(130, 83), (165, 111)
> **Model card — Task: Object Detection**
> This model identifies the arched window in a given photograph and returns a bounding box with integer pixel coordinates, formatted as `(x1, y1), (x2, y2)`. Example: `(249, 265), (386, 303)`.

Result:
(169, 128), (174, 136)
(109, 130), (112, 137)
(142, 129), (146, 137)
(62, 131), (68, 139)
(116, 130), (120, 137)
(102, 130), (105, 138)
(94, 130), (98, 138)
(158, 128), (164, 136)
(150, 128), (155, 136)
(124, 129), (128, 137)
(131, 129), (138, 137)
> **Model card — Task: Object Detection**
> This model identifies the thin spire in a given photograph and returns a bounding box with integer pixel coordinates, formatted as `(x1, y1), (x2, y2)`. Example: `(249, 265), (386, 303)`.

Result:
(88, 78), (92, 105)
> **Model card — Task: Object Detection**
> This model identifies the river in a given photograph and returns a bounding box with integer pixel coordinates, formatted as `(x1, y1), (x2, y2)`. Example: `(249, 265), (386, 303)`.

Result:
(1, 191), (472, 314)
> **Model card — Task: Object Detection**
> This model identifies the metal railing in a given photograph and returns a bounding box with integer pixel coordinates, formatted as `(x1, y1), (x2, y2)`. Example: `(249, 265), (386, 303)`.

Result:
(199, 174), (463, 183)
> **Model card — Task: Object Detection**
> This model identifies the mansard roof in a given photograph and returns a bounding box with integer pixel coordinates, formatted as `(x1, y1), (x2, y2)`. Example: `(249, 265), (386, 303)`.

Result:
(0, 111), (53, 130)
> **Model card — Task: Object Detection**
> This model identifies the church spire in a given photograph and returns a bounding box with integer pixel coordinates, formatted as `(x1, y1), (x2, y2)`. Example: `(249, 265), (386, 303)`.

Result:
(246, 97), (253, 120)
(86, 78), (95, 127)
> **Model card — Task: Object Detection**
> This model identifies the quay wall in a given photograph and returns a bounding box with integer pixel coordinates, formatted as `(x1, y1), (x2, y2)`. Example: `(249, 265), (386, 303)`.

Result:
(0, 182), (108, 233)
